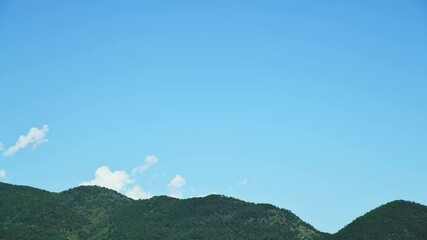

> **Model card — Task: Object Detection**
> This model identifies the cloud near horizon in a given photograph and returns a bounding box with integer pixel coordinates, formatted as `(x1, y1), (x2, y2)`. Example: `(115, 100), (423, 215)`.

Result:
(167, 174), (186, 199)
(80, 156), (160, 199)
(80, 157), (186, 199)
(80, 166), (132, 192)
(3, 125), (49, 156)
(0, 169), (6, 178)
(125, 184), (153, 200)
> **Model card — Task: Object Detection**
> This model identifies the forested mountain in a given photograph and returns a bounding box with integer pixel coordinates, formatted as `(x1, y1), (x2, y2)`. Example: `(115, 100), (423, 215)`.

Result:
(319, 200), (427, 240)
(0, 182), (321, 240)
(1, 182), (426, 240)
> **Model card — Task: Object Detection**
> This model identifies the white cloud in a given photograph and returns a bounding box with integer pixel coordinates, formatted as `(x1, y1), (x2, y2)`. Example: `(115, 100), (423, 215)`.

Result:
(126, 184), (153, 200)
(132, 155), (158, 175)
(0, 143), (4, 152)
(190, 192), (219, 198)
(3, 125), (49, 156)
(167, 174), (186, 199)
(0, 169), (6, 178)
(80, 166), (132, 192)
(80, 155), (158, 196)
(168, 174), (186, 188)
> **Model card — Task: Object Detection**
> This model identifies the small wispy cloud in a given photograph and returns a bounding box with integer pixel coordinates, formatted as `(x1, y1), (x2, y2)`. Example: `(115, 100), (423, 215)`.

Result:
(0, 169), (6, 178)
(236, 178), (248, 187)
(0, 143), (4, 152)
(132, 155), (158, 175)
(3, 125), (49, 157)
(228, 178), (249, 192)
(125, 184), (153, 200)
(80, 166), (132, 192)
(167, 174), (186, 199)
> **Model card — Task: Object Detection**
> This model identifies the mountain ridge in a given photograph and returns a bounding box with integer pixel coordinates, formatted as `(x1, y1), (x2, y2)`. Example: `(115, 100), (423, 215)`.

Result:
(1, 182), (426, 240)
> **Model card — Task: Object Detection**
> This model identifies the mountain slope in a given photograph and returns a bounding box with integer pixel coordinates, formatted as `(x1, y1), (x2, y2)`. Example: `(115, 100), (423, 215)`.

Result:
(0, 182), (87, 240)
(0, 182), (323, 240)
(1, 182), (426, 240)
(321, 200), (427, 240)
(110, 194), (322, 239)
(57, 186), (132, 239)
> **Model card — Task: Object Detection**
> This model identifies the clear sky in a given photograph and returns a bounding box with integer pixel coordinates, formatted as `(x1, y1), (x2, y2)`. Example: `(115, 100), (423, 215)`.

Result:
(1, 0), (426, 233)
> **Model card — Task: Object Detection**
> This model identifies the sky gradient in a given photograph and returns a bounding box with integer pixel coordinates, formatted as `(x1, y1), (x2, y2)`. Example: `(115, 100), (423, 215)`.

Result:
(1, 0), (427, 233)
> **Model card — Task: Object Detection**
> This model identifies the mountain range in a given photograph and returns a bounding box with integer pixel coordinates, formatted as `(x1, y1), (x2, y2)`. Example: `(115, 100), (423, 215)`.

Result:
(1, 182), (426, 240)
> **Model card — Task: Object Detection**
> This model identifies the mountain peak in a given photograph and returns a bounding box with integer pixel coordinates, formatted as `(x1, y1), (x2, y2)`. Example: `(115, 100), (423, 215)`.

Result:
(329, 199), (427, 240)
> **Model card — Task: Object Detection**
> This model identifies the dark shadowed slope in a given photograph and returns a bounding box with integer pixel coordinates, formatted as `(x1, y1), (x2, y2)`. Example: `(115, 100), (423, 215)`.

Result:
(0, 182), (87, 240)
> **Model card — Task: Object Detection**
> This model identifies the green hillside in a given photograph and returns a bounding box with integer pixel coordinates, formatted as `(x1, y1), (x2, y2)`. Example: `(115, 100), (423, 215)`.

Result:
(320, 200), (427, 240)
(0, 182), (322, 240)
(56, 186), (132, 239)
(110, 195), (321, 239)
(0, 182), (86, 240)
(1, 182), (426, 240)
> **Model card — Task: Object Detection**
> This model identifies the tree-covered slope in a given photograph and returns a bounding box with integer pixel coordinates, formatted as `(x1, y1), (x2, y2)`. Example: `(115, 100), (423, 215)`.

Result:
(0, 182), (87, 240)
(56, 186), (132, 239)
(1, 182), (426, 240)
(0, 182), (322, 240)
(319, 200), (427, 240)
(110, 194), (321, 239)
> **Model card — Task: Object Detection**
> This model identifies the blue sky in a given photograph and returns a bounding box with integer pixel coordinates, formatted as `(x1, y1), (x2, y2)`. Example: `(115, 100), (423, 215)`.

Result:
(1, 0), (426, 233)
